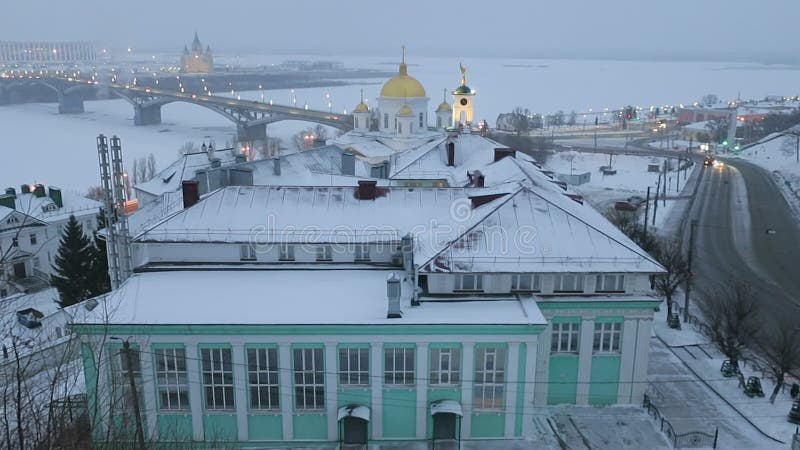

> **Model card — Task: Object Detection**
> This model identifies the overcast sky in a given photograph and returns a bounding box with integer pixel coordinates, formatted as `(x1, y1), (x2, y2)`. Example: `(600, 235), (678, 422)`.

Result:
(2, 0), (798, 62)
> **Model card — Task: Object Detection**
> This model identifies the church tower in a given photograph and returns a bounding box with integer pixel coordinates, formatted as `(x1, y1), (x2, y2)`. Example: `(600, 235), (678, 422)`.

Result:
(435, 88), (452, 130)
(452, 62), (475, 127)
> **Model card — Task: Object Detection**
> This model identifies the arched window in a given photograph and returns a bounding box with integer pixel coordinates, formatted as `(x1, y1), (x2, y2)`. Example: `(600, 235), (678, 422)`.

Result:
(398, 122), (402, 134)
(383, 113), (389, 129)
(419, 113), (424, 128)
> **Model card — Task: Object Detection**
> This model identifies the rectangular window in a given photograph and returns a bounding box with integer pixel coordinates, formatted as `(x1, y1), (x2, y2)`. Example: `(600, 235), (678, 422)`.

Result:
(240, 244), (256, 261)
(419, 112), (424, 128)
(279, 244), (295, 261)
(473, 347), (506, 410)
(247, 348), (279, 410)
(595, 274), (625, 293)
(553, 274), (584, 293)
(110, 347), (143, 413)
(154, 348), (189, 411)
(316, 245), (332, 261)
(511, 274), (541, 292)
(339, 347), (369, 386)
(384, 347), (415, 386)
(201, 348), (234, 410)
(293, 348), (325, 410)
(384, 113), (389, 129)
(455, 274), (483, 291)
(29, 233), (37, 246)
(354, 245), (370, 262)
(430, 347), (460, 386)
(593, 322), (622, 353)
(550, 322), (580, 353)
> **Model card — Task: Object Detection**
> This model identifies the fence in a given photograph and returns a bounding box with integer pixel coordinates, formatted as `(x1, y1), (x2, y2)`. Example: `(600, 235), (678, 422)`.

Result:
(643, 393), (719, 449)
(673, 303), (707, 333)
(792, 427), (799, 450)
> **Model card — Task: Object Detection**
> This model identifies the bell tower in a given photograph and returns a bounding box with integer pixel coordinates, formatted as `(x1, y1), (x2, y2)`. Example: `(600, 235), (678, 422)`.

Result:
(452, 62), (475, 127)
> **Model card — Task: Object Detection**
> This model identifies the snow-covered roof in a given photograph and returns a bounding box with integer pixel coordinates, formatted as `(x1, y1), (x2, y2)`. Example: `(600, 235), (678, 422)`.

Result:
(0, 189), (100, 227)
(134, 182), (662, 274)
(134, 149), (238, 197)
(77, 269), (547, 326)
(0, 288), (70, 354)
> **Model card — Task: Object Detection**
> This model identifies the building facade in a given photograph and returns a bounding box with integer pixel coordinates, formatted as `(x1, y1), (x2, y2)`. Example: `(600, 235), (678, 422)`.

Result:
(75, 180), (662, 447)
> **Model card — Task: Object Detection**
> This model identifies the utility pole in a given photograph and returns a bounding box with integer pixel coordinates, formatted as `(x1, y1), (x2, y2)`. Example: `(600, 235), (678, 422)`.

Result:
(643, 186), (651, 239)
(121, 339), (147, 450)
(662, 160), (668, 206)
(653, 174), (660, 226)
(683, 220), (698, 323)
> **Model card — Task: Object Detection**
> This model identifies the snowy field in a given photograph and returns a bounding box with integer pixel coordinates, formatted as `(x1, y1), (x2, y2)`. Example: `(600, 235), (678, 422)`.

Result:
(2, 54), (799, 191)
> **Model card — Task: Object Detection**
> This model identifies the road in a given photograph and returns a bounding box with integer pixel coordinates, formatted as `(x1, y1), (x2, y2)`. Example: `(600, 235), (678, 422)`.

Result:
(684, 160), (800, 326)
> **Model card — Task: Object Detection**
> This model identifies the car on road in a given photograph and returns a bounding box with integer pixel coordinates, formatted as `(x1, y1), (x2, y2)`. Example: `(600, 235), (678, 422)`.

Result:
(712, 159), (724, 168)
(703, 155), (715, 166)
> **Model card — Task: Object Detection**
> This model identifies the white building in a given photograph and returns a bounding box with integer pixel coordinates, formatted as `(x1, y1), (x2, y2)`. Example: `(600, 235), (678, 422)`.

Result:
(0, 184), (101, 298)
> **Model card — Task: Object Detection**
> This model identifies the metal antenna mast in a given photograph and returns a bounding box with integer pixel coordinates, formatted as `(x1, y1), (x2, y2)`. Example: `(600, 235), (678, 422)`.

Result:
(110, 136), (132, 282)
(97, 135), (121, 289)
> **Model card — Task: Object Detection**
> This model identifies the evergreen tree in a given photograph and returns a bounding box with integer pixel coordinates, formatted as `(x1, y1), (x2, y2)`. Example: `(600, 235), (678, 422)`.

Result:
(51, 215), (94, 307)
(87, 209), (111, 297)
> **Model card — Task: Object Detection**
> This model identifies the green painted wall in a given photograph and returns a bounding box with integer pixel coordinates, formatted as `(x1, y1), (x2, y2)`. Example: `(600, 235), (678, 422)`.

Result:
(382, 389), (416, 437)
(589, 355), (621, 405)
(548, 355), (579, 405)
(202, 414), (237, 442)
(338, 388), (371, 407)
(247, 414), (283, 440)
(470, 413), (504, 438)
(293, 414), (327, 440)
(426, 388), (461, 438)
(156, 414), (193, 441)
(80, 344), (103, 440)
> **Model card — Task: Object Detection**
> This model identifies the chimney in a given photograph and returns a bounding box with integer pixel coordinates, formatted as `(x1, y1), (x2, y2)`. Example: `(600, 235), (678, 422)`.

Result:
(0, 194), (15, 210)
(272, 157), (281, 176)
(471, 171), (485, 187)
(494, 148), (516, 162)
(357, 180), (377, 200)
(182, 180), (200, 209)
(446, 142), (455, 167)
(196, 169), (209, 194)
(47, 186), (63, 208)
(228, 167), (254, 186)
(401, 234), (413, 273)
(386, 272), (402, 318)
(341, 152), (355, 176)
(33, 184), (46, 198)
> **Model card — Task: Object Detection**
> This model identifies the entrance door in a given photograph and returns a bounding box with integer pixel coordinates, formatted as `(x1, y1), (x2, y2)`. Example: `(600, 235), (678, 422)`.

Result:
(433, 413), (457, 439)
(13, 262), (26, 279)
(342, 417), (367, 445)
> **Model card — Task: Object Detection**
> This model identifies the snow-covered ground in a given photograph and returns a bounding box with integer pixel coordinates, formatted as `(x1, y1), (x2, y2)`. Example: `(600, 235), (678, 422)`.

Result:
(543, 150), (692, 215)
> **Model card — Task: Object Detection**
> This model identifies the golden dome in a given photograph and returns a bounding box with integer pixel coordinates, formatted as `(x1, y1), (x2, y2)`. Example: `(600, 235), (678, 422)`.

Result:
(380, 59), (426, 98)
(436, 101), (452, 112)
(397, 104), (413, 116)
(354, 102), (369, 112)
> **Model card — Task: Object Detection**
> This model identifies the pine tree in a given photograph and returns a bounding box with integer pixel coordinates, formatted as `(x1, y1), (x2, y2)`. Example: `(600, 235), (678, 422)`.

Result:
(51, 215), (94, 307)
(87, 209), (111, 297)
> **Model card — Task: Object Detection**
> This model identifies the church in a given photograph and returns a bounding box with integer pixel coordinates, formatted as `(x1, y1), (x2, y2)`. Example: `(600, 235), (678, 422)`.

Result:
(350, 48), (477, 137)
(180, 32), (214, 74)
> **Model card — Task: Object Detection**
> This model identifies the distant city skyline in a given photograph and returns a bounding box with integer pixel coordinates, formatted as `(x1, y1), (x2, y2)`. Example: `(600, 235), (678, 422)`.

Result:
(2, 0), (798, 63)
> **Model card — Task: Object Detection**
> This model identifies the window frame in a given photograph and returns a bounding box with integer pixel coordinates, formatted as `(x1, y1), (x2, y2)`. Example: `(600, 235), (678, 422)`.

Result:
(550, 322), (580, 353)
(419, 112), (424, 128)
(383, 347), (415, 386)
(153, 347), (189, 411)
(595, 274), (625, 293)
(473, 347), (506, 411)
(553, 273), (585, 293)
(239, 244), (257, 261)
(429, 347), (461, 386)
(200, 347), (235, 411)
(511, 273), (541, 292)
(593, 322), (622, 354)
(454, 273), (483, 292)
(246, 347), (280, 411)
(109, 346), (143, 414)
(338, 347), (370, 387)
(293, 347), (325, 411)
(315, 245), (333, 262)
(279, 243), (295, 261)
(29, 233), (37, 246)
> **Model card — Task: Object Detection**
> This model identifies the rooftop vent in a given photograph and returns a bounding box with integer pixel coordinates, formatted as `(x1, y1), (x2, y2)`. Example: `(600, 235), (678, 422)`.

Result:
(48, 186), (63, 208)
(494, 148), (516, 161)
(357, 180), (378, 200)
(386, 272), (402, 318)
(446, 142), (455, 167)
(234, 154), (247, 164)
(272, 157), (281, 176)
(469, 193), (507, 209)
(182, 180), (200, 209)
(5, 187), (15, 198)
(20, 184), (30, 194)
(16, 308), (43, 329)
(0, 194), (15, 210)
(210, 158), (222, 169)
(33, 184), (46, 198)
(468, 170), (485, 187)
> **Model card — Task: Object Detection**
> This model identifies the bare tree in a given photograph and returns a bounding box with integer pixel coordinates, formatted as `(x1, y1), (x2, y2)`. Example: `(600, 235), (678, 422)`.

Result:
(85, 186), (104, 202)
(146, 154), (157, 181)
(177, 141), (195, 156)
(313, 124), (328, 141)
(568, 110), (577, 126)
(754, 320), (800, 404)
(701, 94), (719, 106)
(698, 282), (760, 373)
(651, 238), (689, 320)
(510, 106), (531, 136)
